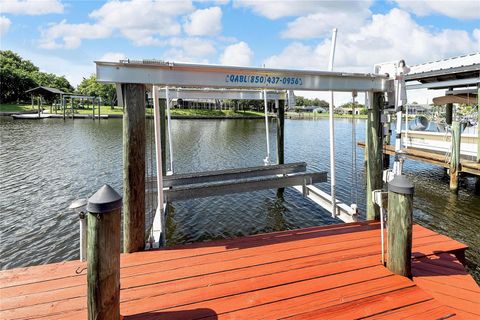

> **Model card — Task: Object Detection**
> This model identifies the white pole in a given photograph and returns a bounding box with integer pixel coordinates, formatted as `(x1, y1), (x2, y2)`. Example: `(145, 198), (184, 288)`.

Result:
(165, 87), (174, 174)
(405, 102), (409, 146)
(79, 213), (87, 261)
(263, 90), (270, 165)
(328, 28), (338, 218)
(380, 206), (385, 265)
(152, 86), (165, 245)
(394, 78), (403, 176)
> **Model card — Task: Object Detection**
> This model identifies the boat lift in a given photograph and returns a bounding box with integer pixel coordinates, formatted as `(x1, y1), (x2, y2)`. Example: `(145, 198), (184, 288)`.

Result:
(96, 59), (395, 247)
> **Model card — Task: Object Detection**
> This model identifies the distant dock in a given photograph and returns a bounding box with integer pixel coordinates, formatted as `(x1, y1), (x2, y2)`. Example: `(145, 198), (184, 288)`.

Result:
(358, 142), (480, 177)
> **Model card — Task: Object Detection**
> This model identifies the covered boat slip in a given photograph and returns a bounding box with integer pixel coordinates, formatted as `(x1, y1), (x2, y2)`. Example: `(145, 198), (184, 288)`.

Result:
(106, 59), (392, 248)
(1, 221), (478, 319)
(357, 142), (480, 177)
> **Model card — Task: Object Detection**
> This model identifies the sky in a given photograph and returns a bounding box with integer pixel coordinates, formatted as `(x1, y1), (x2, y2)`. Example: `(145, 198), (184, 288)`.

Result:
(1, 0), (479, 104)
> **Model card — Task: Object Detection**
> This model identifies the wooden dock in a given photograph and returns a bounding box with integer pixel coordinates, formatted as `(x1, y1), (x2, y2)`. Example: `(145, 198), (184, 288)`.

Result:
(358, 142), (480, 176)
(1, 221), (478, 319)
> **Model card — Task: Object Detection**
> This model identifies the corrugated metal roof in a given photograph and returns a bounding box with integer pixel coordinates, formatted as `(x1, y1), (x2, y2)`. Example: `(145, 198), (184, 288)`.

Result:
(409, 53), (480, 74)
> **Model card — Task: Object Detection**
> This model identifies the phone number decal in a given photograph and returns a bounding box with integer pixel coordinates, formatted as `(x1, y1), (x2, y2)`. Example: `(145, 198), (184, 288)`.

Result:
(225, 74), (303, 86)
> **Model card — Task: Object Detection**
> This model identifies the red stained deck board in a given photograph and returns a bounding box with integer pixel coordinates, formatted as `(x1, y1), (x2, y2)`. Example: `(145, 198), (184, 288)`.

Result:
(0, 222), (473, 320)
(363, 299), (460, 319)
(0, 222), (442, 289)
(279, 286), (441, 320)
(412, 252), (480, 319)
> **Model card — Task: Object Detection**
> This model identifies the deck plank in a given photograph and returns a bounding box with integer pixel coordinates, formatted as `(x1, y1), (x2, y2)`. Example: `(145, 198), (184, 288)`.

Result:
(0, 227), (454, 301)
(279, 286), (437, 320)
(0, 222), (474, 320)
(412, 252), (480, 319)
(364, 300), (459, 319)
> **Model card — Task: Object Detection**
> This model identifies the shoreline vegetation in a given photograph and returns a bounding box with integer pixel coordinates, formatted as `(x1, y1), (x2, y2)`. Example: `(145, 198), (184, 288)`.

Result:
(0, 104), (367, 119)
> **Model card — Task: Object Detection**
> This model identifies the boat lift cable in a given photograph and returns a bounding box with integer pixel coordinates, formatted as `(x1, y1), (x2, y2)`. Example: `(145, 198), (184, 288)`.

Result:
(165, 87), (174, 174)
(263, 89), (271, 165)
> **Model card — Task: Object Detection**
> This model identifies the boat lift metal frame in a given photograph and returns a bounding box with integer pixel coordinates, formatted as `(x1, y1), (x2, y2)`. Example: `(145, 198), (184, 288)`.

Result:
(96, 60), (394, 246)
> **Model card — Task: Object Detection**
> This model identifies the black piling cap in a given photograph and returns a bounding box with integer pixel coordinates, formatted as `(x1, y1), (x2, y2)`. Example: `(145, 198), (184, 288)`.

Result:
(87, 184), (122, 214)
(388, 175), (414, 195)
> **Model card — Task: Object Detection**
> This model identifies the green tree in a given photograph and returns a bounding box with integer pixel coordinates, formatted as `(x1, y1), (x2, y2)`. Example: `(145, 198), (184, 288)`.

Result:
(76, 74), (117, 106)
(0, 51), (38, 102)
(0, 50), (74, 103)
(295, 96), (305, 106)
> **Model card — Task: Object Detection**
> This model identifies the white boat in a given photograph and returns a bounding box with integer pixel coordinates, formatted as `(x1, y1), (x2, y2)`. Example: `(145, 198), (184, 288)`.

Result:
(11, 114), (52, 119)
(402, 126), (478, 157)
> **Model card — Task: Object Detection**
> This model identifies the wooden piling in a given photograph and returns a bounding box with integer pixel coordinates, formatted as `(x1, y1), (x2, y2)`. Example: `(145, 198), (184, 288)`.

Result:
(159, 99), (167, 175)
(387, 174), (414, 278)
(87, 185), (122, 320)
(449, 121), (461, 193)
(445, 103), (453, 125)
(445, 87), (454, 125)
(276, 99), (285, 197)
(122, 83), (146, 253)
(366, 92), (383, 220)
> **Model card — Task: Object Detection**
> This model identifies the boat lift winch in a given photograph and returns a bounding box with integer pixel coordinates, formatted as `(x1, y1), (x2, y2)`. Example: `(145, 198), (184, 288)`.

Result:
(96, 59), (398, 248)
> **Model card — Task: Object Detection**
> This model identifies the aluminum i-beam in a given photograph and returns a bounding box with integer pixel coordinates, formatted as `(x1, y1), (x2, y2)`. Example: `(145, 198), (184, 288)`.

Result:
(163, 172), (327, 202)
(148, 162), (307, 189)
(96, 60), (391, 92)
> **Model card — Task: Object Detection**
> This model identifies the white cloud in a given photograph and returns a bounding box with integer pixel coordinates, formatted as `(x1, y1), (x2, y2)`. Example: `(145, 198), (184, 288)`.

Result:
(266, 9), (479, 72)
(0, 0), (64, 15)
(98, 52), (127, 62)
(0, 15), (11, 36)
(184, 7), (222, 36)
(395, 0), (480, 20)
(220, 41), (253, 66)
(234, 0), (371, 20)
(169, 37), (217, 57)
(281, 7), (371, 39)
(39, 0), (194, 49)
(266, 8), (479, 104)
(474, 28), (480, 43)
(39, 20), (112, 49)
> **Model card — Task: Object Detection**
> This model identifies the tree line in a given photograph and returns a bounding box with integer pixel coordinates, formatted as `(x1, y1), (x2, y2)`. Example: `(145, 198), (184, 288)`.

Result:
(0, 50), (116, 106)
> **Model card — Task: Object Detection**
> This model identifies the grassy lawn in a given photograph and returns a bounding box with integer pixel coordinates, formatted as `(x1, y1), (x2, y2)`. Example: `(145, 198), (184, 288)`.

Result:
(0, 103), (34, 112)
(1, 104), (369, 119)
(1, 103), (265, 118)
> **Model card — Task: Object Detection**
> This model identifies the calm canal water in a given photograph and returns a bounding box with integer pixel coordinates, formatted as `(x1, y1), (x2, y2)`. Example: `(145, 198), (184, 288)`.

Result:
(0, 116), (478, 282)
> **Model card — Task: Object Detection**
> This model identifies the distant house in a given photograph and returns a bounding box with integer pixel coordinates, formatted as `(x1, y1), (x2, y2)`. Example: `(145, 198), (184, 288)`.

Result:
(335, 107), (362, 115)
(294, 105), (324, 112)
